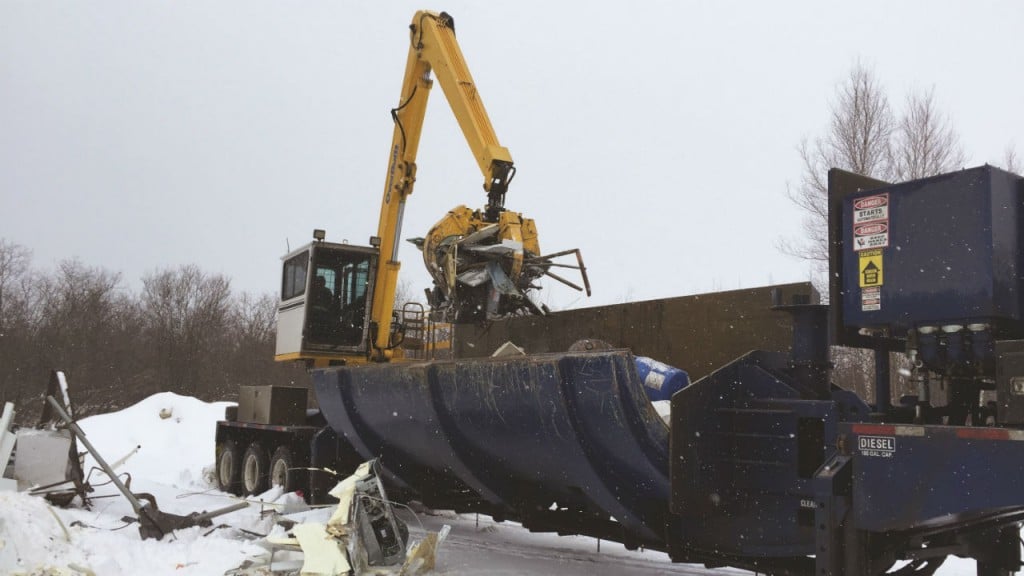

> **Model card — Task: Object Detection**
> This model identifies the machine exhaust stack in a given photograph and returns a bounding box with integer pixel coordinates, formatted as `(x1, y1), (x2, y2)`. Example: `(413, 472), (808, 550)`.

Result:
(772, 289), (831, 399)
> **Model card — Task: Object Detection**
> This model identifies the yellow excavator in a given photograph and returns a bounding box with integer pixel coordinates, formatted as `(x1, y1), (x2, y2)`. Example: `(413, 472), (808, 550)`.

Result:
(274, 10), (589, 367)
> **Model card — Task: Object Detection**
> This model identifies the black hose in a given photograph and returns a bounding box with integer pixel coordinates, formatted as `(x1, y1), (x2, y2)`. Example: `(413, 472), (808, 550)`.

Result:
(391, 84), (418, 158)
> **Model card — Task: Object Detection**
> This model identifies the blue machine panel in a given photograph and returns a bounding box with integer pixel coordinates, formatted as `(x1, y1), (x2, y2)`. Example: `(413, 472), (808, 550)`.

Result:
(841, 166), (1023, 335)
(846, 422), (1024, 532)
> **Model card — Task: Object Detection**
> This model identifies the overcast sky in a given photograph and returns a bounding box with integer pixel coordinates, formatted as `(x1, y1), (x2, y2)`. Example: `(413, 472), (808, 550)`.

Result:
(2, 1), (1021, 309)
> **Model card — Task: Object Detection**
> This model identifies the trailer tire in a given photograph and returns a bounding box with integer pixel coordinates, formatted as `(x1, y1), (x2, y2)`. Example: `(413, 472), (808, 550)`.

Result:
(216, 439), (242, 494)
(269, 446), (296, 492)
(242, 442), (270, 495)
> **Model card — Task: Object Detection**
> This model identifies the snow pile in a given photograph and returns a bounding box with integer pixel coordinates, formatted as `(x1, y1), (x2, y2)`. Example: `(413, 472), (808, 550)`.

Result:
(0, 491), (90, 572)
(0, 490), (260, 576)
(77, 392), (233, 486)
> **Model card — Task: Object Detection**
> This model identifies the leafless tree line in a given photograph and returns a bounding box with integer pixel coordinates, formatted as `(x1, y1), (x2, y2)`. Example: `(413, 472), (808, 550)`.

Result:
(0, 239), (307, 424)
(782, 63), (1019, 272)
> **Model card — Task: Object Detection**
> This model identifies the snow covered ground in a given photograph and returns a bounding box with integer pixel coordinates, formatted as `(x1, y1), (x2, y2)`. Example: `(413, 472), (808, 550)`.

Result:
(0, 393), (988, 575)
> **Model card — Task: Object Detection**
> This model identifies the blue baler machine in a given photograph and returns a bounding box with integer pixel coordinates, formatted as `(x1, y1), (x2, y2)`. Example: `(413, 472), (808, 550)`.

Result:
(669, 165), (1024, 575)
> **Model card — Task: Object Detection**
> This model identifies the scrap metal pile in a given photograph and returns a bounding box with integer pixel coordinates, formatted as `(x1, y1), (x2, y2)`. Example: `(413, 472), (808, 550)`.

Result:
(1, 371), (248, 540)
(233, 460), (449, 576)
(412, 205), (590, 322)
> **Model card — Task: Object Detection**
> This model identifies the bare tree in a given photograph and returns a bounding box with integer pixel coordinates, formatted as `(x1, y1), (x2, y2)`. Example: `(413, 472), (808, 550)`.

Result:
(1003, 144), (1020, 174)
(782, 66), (966, 403)
(234, 292), (277, 346)
(225, 292), (294, 394)
(783, 64), (967, 277)
(782, 63), (895, 268)
(33, 260), (130, 414)
(890, 88), (966, 181)
(140, 265), (232, 397)
(0, 239), (31, 335)
(0, 240), (35, 407)
(0, 243), (320, 420)
(393, 278), (417, 307)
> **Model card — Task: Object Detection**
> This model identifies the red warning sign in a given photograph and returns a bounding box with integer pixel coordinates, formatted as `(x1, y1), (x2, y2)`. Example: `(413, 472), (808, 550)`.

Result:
(853, 194), (888, 224)
(854, 222), (888, 236)
(853, 193), (889, 251)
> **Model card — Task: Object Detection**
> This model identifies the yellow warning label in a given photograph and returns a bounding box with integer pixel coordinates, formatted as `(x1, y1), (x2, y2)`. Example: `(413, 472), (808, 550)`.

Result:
(859, 249), (883, 288)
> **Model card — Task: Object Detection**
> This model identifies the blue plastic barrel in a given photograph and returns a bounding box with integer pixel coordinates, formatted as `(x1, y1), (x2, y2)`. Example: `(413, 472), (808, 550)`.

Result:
(634, 356), (689, 401)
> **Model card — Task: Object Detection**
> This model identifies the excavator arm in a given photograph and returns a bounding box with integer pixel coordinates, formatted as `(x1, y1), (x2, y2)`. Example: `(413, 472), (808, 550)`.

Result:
(369, 10), (590, 358)
(403, 11), (515, 216)
(370, 10), (515, 359)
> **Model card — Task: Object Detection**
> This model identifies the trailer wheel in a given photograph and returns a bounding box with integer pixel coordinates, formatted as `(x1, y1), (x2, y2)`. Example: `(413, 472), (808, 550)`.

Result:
(242, 442), (269, 495)
(269, 446), (296, 492)
(215, 439), (242, 494)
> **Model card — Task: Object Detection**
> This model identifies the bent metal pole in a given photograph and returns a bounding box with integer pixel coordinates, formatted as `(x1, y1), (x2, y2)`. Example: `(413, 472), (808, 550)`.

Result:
(46, 395), (148, 514)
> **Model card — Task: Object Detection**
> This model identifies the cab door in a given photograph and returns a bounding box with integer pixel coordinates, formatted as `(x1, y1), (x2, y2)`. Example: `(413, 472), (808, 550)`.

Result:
(274, 246), (312, 360)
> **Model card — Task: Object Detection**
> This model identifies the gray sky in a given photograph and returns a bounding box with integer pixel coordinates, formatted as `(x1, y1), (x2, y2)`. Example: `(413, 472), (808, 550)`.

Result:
(2, 1), (1021, 309)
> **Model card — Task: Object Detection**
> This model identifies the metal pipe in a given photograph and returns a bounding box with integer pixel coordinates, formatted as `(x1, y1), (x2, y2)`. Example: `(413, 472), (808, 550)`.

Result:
(787, 305), (831, 399)
(543, 269), (584, 292)
(191, 501), (250, 523)
(529, 248), (584, 260)
(574, 249), (592, 297)
(874, 350), (891, 416)
(45, 396), (147, 514)
(912, 367), (931, 424)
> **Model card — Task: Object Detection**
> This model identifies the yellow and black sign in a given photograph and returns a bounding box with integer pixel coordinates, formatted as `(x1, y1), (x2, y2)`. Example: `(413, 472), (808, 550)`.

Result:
(859, 249), (883, 288)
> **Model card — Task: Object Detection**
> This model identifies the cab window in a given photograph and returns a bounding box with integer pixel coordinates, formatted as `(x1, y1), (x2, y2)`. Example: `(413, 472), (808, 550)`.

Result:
(306, 249), (374, 347)
(339, 259), (371, 308)
(282, 252), (308, 300)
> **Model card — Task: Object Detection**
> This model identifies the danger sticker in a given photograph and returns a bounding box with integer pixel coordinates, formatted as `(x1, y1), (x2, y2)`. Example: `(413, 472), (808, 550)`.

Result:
(853, 194), (888, 224)
(854, 222), (888, 236)
(861, 286), (881, 311)
(853, 226), (889, 251)
(858, 435), (895, 458)
(852, 193), (890, 251)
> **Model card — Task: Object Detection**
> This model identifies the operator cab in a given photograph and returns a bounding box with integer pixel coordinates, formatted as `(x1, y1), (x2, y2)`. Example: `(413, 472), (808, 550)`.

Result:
(274, 231), (377, 366)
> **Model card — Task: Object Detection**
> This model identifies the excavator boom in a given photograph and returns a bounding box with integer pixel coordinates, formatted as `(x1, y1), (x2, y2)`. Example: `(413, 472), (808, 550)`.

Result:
(371, 11), (516, 357)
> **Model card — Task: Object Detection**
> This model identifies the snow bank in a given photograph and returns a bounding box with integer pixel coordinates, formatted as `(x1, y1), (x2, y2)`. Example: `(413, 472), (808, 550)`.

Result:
(78, 392), (233, 486)
(0, 489), (259, 576)
(0, 490), (90, 572)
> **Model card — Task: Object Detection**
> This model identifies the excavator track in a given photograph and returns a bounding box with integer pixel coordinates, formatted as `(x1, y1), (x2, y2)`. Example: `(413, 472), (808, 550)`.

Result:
(313, 349), (671, 550)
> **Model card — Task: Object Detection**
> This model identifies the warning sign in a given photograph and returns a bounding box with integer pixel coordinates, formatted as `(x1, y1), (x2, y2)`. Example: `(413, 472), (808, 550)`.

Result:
(860, 245), (883, 311)
(854, 222), (888, 237)
(853, 194), (889, 224)
(859, 249), (883, 287)
(861, 286), (881, 311)
(853, 193), (889, 251)
(854, 231), (889, 251)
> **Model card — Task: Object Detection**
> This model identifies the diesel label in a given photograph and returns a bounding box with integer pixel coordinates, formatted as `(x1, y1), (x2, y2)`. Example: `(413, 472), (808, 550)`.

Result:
(858, 435), (896, 457)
